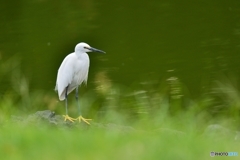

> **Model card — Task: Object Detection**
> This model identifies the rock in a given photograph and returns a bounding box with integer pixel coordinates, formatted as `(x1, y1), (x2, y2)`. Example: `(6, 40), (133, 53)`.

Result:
(203, 124), (232, 136)
(11, 110), (82, 128)
(10, 110), (136, 132)
(202, 124), (240, 141)
(11, 111), (240, 138)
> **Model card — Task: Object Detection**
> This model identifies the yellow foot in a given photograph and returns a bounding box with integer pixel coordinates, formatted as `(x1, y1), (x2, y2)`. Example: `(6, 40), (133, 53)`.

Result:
(75, 116), (92, 125)
(63, 115), (75, 122)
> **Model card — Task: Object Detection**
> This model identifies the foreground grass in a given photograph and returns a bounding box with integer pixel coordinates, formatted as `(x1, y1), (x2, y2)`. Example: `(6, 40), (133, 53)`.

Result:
(0, 117), (239, 160)
(0, 55), (239, 159)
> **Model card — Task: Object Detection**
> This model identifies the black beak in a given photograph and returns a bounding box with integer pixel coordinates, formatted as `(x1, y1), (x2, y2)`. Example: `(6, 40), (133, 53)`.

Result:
(89, 47), (106, 53)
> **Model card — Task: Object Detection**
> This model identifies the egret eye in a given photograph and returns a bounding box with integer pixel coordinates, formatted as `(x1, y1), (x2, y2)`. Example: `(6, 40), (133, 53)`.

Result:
(84, 46), (88, 49)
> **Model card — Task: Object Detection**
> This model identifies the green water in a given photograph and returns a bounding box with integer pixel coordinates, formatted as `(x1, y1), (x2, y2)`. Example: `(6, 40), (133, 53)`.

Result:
(0, 0), (240, 99)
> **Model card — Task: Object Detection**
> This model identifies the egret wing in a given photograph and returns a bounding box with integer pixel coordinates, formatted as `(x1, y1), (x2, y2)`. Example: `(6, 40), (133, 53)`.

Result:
(55, 54), (76, 100)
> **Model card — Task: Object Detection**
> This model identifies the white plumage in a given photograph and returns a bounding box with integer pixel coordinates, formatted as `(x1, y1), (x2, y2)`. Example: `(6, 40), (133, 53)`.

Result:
(55, 50), (89, 100)
(55, 42), (105, 123)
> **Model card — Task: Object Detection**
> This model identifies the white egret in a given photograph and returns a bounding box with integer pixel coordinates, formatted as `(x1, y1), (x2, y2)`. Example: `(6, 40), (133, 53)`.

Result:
(55, 42), (105, 124)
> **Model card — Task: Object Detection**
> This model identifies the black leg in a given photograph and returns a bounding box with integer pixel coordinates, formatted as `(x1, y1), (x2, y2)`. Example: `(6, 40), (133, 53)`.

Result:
(65, 86), (69, 115)
(75, 86), (81, 115)
(74, 86), (91, 124)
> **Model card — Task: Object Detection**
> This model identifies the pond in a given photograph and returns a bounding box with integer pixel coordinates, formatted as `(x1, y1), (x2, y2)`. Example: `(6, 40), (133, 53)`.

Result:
(0, 0), (240, 103)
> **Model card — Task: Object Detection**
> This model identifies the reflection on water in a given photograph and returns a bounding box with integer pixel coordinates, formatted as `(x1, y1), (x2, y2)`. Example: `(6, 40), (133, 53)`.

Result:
(94, 71), (112, 95)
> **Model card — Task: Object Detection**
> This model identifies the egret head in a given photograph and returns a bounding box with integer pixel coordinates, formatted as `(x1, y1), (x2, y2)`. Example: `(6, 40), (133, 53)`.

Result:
(75, 42), (105, 54)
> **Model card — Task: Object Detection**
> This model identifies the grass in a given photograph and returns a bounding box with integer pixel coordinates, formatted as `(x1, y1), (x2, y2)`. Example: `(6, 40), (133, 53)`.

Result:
(0, 58), (239, 159)
(0, 115), (239, 160)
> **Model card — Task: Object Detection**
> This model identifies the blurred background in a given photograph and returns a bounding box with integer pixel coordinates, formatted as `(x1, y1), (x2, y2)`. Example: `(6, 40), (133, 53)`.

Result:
(0, 0), (240, 125)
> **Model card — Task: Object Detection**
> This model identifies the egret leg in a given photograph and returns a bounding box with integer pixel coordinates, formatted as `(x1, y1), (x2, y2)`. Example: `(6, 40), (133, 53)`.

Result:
(75, 86), (81, 115)
(74, 86), (92, 125)
(65, 86), (69, 115)
(63, 86), (75, 122)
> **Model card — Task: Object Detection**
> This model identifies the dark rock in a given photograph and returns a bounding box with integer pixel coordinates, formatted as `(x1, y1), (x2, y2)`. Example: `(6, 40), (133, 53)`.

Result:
(11, 110), (79, 128)
(10, 110), (136, 132)
(92, 122), (136, 133)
